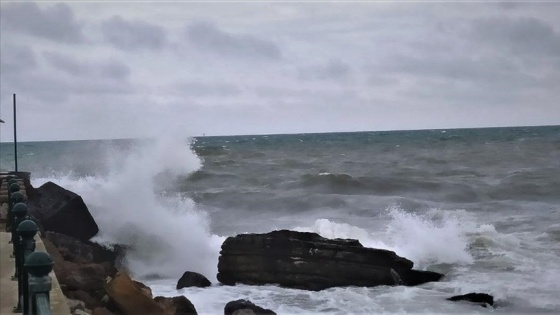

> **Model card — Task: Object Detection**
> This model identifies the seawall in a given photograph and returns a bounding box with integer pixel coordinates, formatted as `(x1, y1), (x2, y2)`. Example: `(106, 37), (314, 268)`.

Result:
(0, 173), (72, 315)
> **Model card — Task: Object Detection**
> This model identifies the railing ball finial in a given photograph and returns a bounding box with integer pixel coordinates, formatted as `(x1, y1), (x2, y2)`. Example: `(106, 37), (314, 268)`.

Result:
(12, 203), (28, 218)
(7, 177), (18, 185)
(9, 182), (21, 193)
(25, 252), (54, 278)
(10, 191), (24, 204)
(17, 220), (38, 240)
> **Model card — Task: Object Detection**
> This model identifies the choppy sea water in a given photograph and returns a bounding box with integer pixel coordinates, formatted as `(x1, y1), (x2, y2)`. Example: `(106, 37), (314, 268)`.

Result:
(1, 126), (559, 314)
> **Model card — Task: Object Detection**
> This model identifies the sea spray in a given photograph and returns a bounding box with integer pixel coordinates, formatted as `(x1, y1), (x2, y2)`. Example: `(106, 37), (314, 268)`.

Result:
(295, 206), (474, 269)
(33, 137), (224, 281)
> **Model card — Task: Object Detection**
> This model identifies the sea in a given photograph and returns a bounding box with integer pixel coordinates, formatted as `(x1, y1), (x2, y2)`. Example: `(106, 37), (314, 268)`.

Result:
(1, 125), (559, 314)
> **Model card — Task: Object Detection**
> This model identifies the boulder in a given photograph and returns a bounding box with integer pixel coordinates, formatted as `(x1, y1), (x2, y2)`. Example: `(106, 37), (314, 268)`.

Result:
(27, 181), (98, 241)
(176, 271), (211, 289)
(92, 307), (116, 315)
(217, 230), (443, 291)
(105, 272), (165, 315)
(154, 296), (198, 315)
(447, 292), (494, 307)
(67, 298), (86, 314)
(133, 280), (153, 299)
(42, 237), (118, 310)
(45, 231), (124, 266)
(224, 299), (276, 315)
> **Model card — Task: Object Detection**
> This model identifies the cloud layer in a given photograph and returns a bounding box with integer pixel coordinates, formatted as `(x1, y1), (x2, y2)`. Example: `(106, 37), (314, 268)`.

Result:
(1, 1), (559, 141)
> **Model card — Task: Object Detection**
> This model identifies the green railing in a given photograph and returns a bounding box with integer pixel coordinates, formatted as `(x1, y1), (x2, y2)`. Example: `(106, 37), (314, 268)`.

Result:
(6, 175), (54, 315)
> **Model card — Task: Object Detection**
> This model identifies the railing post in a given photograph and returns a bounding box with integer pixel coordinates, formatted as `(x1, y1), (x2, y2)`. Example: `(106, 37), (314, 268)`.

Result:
(11, 203), (30, 280)
(25, 252), (54, 315)
(7, 180), (20, 233)
(9, 191), (24, 246)
(15, 220), (37, 314)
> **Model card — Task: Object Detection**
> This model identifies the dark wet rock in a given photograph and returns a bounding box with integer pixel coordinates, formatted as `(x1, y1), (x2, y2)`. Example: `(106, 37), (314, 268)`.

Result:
(45, 231), (124, 266)
(217, 230), (443, 291)
(447, 292), (494, 307)
(42, 237), (118, 310)
(92, 307), (117, 315)
(224, 299), (276, 315)
(154, 295), (198, 315)
(27, 181), (98, 241)
(177, 271), (212, 289)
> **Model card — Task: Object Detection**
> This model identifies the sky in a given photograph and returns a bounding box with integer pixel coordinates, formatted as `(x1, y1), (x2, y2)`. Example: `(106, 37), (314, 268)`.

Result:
(1, 0), (559, 141)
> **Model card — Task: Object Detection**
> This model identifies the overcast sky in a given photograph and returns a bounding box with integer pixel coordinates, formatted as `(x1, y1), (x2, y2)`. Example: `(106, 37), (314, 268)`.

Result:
(1, 1), (559, 141)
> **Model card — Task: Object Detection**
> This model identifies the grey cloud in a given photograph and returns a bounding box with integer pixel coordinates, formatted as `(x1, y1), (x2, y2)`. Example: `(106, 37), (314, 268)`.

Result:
(255, 86), (317, 99)
(2, 71), (132, 105)
(101, 16), (166, 51)
(43, 51), (131, 81)
(99, 61), (131, 80)
(176, 82), (241, 97)
(472, 17), (560, 57)
(298, 59), (352, 81)
(374, 54), (539, 88)
(0, 44), (37, 74)
(186, 21), (281, 60)
(0, 2), (83, 43)
(43, 51), (89, 76)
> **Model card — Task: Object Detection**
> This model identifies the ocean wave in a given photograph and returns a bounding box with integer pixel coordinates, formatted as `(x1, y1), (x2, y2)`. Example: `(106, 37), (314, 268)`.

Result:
(294, 207), (476, 268)
(487, 169), (560, 201)
(295, 173), (481, 202)
(194, 145), (231, 156)
(33, 137), (222, 281)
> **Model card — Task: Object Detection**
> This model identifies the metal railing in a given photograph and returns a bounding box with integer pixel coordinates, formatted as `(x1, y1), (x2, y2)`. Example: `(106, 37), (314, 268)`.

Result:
(6, 176), (54, 315)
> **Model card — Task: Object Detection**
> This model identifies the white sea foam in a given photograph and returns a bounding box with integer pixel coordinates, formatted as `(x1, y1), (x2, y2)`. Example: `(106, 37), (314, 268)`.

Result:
(295, 207), (474, 269)
(33, 137), (224, 281)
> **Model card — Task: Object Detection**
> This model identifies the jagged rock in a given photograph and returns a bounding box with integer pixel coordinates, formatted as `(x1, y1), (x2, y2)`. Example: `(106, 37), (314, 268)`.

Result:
(154, 296), (198, 315)
(224, 299), (276, 315)
(92, 307), (116, 315)
(43, 237), (118, 310)
(447, 292), (494, 307)
(67, 298), (86, 313)
(105, 272), (165, 315)
(133, 280), (153, 299)
(27, 181), (98, 241)
(217, 230), (443, 291)
(45, 232), (124, 266)
(66, 290), (100, 310)
(176, 271), (211, 289)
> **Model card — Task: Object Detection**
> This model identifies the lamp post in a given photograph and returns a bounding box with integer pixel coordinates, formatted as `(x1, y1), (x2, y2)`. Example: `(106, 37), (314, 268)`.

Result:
(13, 94), (18, 172)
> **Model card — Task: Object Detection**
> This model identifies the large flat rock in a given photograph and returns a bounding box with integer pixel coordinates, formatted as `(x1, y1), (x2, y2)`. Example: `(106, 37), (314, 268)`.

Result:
(217, 230), (443, 291)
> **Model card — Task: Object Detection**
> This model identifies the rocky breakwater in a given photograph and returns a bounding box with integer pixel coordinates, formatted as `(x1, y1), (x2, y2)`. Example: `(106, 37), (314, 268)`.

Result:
(217, 230), (443, 291)
(25, 181), (198, 315)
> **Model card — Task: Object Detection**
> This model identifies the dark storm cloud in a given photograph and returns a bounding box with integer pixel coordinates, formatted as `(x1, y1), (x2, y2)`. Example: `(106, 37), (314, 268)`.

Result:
(472, 17), (560, 57)
(101, 16), (166, 51)
(0, 2), (84, 43)
(43, 51), (131, 80)
(0, 44), (37, 74)
(186, 21), (281, 60)
(298, 59), (352, 81)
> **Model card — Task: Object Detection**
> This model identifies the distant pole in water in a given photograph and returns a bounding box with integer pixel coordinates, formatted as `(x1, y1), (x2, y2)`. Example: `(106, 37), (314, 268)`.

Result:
(13, 93), (18, 172)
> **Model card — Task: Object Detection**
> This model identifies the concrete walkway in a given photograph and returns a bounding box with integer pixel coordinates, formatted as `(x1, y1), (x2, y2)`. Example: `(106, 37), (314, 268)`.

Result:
(1, 231), (72, 315)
